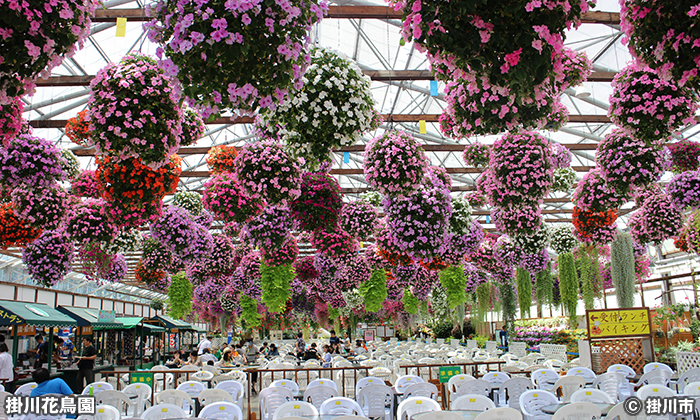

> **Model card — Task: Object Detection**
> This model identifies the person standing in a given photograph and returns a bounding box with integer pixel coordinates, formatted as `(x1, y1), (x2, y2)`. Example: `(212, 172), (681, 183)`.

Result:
(295, 332), (306, 359)
(0, 343), (14, 392)
(499, 325), (508, 347)
(329, 330), (340, 348)
(31, 335), (48, 369)
(197, 336), (212, 355)
(153, 337), (163, 365)
(75, 337), (97, 390)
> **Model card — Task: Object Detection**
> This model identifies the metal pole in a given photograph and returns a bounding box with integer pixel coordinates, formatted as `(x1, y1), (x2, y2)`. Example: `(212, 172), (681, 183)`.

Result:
(47, 328), (53, 373)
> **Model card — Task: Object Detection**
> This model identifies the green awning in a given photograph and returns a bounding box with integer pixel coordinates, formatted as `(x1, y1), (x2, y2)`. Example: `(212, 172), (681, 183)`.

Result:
(0, 301), (77, 327)
(192, 326), (207, 333)
(153, 315), (192, 330)
(116, 318), (166, 333)
(56, 307), (123, 330)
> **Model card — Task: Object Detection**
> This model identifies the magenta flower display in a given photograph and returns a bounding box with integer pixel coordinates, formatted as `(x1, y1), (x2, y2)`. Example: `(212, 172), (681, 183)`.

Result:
(668, 139), (700, 173)
(560, 48), (593, 91)
(202, 172), (263, 224)
(609, 63), (697, 141)
(462, 143), (490, 168)
(573, 168), (625, 212)
(0, 97), (24, 146)
(596, 129), (667, 196)
(489, 130), (554, 206)
(464, 263), (487, 294)
(180, 109), (206, 147)
(77, 243), (115, 283)
(311, 228), (358, 259)
(290, 172), (343, 231)
(364, 245), (393, 271)
(0, 134), (64, 189)
(551, 142), (572, 169)
(67, 199), (118, 245)
(261, 234), (299, 266)
(22, 231), (74, 288)
(519, 249), (549, 273)
(185, 261), (211, 286)
(233, 140), (302, 204)
(185, 225), (214, 265)
(629, 192), (684, 245)
(337, 253), (371, 291)
(11, 185), (69, 230)
(208, 234), (236, 277)
(103, 254), (127, 283)
(385, 182), (452, 262)
(194, 280), (225, 303)
(363, 131), (430, 196)
(238, 251), (262, 282)
(244, 205), (293, 249)
(426, 165), (452, 190)
(144, 0), (328, 116)
(294, 255), (320, 284)
(0, 0), (98, 103)
(150, 205), (198, 256)
(193, 210), (214, 229)
(142, 236), (173, 272)
(340, 200), (378, 240)
(492, 205), (542, 236)
(667, 171), (700, 210)
(71, 170), (101, 198)
(87, 53), (183, 168)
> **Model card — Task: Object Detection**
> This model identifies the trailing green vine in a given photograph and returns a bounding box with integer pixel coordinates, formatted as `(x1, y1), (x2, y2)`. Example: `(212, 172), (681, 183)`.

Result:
(535, 265), (553, 311)
(360, 269), (388, 313)
(167, 272), (193, 319)
(328, 307), (340, 320)
(558, 252), (579, 325)
(515, 267), (532, 318)
(576, 248), (595, 310)
(499, 281), (517, 332)
(260, 262), (293, 313)
(611, 231), (636, 308)
(439, 265), (466, 308)
(476, 283), (491, 323)
(240, 294), (261, 328)
(403, 288), (420, 314)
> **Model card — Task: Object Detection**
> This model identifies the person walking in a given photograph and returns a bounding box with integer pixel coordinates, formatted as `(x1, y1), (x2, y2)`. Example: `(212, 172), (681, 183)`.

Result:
(197, 335), (212, 355)
(0, 343), (14, 392)
(74, 337), (97, 391)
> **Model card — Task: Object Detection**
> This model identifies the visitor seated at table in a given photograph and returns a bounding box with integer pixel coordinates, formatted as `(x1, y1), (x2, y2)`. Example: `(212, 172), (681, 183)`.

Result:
(304, 343), (321, 361)
(30, 368), (73, 397)
(200, 348), (218, 365)
(268, 344), (279, 357)
(216, 349), (235, 368)
(354, 340), (367, 355)
(186, 351), (202, 367)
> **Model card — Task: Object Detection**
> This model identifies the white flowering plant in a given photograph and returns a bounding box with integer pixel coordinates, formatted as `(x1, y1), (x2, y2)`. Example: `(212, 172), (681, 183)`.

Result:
(258, 47), (381, 167)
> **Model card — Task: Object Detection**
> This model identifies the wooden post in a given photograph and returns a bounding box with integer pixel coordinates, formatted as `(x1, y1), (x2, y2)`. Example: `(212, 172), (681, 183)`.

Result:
(47, 328), (53, 372)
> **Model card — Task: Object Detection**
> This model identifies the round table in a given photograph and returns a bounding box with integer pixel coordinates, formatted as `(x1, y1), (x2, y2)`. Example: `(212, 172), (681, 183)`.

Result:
(541, 402), (614, 416)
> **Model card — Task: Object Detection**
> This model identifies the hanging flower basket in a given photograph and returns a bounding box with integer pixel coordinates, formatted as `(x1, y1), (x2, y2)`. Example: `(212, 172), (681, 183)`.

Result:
(233, 140), (302, 204)
(11, 185), (69, 230)
(340, 200), (378, 240)
(609, 63), (697, 141)
(144, 0), (328, 116)
(88, 53), (183, 168)
(551, 142), (572, 170)
(492, 205), (542, 236)
(206, 145), (238, 175)
(257, 47), (381, 167)
(0, 97), (24, 146)
(462, 143), (490, 168)
(0, 0), (98, 103)
(667, 139), (700, 173)
(629, 192), (684, 245)
(311, 228), (358, 259)
(141, 236), (173, 272)
(150, 205), (198, 257)
(0, 134), (64, 189)
(22, 231), (74, 288)
(667, 171), (700, 210)
(65, 110), (91, 147)
(71, 170), (101, 199)
(135, 261), (170, 293)
(294, 255), (320, 284)
(202, 172), (262, 224)
(103, 254), (127, 283)
(0, 203), (42, 249)
(67, 199), (119, 245)
(290, 172), (343, 231)
(261, 234), (299, 267)
(60, 150), (81, 181)
(180, 109), (206, 147)
(573, 168), (625, 213)
(572, 207), (618, 245)
(172, 191), (202, 216)
(244, 205), (293, 250)
(103, 229), (141, 255)
(550, 224), (579, 254)
(552, 168), (577, 193)
(363, 131), (429, 196)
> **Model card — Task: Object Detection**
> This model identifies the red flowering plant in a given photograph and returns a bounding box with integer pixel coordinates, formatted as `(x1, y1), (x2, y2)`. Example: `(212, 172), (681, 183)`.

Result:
(290, 172), (343, 231)
(135, 261), (170, 293)
(65, 110), (91, 147)
(667, 139), (700, 173)
(206, 145), (239, 175)
(87, 53), (183, 168)
(572, 207), (618, 244)
(202, 172), (263, 224)
(0, 97), (24, 147)
(674, 231), (689, 252)
(609, 63), (697, 142)
(0, 203), (41, 248)
(96, 155), (182, 228)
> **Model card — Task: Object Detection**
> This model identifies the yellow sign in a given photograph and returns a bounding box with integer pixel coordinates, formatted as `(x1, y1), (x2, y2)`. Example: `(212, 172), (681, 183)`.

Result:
(419, 120), (427, 134)
(116, 18), (127, 37)
(587, 308), (651, 338)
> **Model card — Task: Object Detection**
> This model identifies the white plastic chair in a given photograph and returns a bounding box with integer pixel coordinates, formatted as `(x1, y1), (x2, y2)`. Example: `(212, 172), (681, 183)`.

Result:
(518, 389), (558, 420)
(272, 401), (318, 420)
(448, 374), (476, 396)
(635, 370), (672, 388)
(83, 404), (121, 420)
(356, 376), (385, 396)
(141, 403), (188, 420)
(592, 372), (624, 403)
(532, 369), (560, 391)
(215, 380), (245, 402)
(199, 388), (235, 406)
(416, 413), (462, 420)
(397, 396), (441, 420)
(332, 416), (372, 420)
(259, 386), (294, 420)
(636, 384), (676, 400)
(565, 367), (597, 383)
(302, 385), (337, 410)
(570, 388), (615, 404)
(155, 389), (195, 415)
(193, 370), (215, 382)
(455, 379), (491, 398)
(396, 375), (425, 394)
(473, 407), (522, 420)
(177, 380), (206, 398)
(643, 362), (674, 374)
(356, 383), (394, 420)
(320, 397), (365, 416)
(550, 402), (601, 420)
(551, 376), (585, 403)
(199, 401), (243, 420)
(404, 382), (439, 400)
(308, 379), (338, 391)
(683, 380), (700, 396)
(14, 382), (38, 396)
(95, 390), (132, 416)
(677, 367), (700, 393)
(82, 381), (114, 396)
(123, 382), (152, 417)
(483, 372), (510, 388)
(607, 364), (636, 380)
(451, 394), (496, 411)
(499, 378), (535, 409)
(271, 379), (300, 394)
(606, 402), (647, 420)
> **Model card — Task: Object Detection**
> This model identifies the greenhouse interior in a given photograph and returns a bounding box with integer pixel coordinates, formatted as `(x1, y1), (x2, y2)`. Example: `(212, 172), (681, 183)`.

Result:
(1, 0), (699, 418)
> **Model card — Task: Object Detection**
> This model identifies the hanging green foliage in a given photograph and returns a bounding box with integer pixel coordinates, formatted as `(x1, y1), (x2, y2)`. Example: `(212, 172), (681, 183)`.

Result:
(403, 289), (420, 315)
(476, 283), (491, 323)
(240, 294), (261, 328)
(360, 269), (388, 313)
(558, 252), (579, 325)
(498, 281), (517, 332)
(515, 267), (532, 318)
(576, 248), (595, 310)
(439, 265), (466, 309)
(328, 307), (340, 320)
(430, 285), (451, 321)
(150, 297), (165, 312)
(611, 231), (636, 308)
(535, 265), (553, 311)
(260, 262), (294, 313)
(591, 245), (603, 293)
(167, 272), (193, 319)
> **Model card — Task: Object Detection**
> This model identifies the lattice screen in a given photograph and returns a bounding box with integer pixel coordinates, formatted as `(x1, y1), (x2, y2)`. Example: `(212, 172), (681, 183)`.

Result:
(540, 343), (568, 361)
(510, 342), (527, 357)
(676, 351), (700, 374)
(595, 338), (645, 374)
